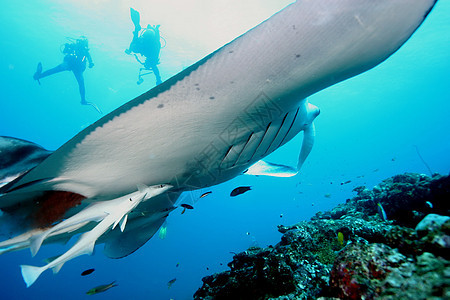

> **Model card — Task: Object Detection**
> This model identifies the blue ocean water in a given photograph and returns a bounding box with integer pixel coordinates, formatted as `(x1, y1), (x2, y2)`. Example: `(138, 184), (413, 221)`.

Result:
(0, 0), (449, 299)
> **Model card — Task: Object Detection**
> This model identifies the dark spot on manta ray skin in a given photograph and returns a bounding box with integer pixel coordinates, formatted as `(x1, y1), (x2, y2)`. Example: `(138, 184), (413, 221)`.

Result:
(229, 50), (234, 53)
(196, 87), (200, 91)
(35, 191), (85, 227)
(157, 104), (164, 108)
(194, 83), (199, 86)
(295, 54), (301, 58)
(209, 96), (215, 100)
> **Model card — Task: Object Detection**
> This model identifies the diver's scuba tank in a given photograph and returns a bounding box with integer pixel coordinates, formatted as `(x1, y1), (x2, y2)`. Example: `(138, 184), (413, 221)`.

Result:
(140, 26), (157, 42)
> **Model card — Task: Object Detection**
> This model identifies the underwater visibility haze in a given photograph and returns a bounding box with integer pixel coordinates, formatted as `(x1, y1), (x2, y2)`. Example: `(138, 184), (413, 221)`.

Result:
(0, 0), (449, 299)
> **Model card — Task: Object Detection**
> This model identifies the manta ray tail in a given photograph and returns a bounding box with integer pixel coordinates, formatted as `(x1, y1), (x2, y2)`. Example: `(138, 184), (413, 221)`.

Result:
(20, 265), (44, 287)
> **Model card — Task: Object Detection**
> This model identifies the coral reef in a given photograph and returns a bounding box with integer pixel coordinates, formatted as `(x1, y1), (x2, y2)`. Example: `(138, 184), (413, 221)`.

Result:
(194, 173), (450, 299)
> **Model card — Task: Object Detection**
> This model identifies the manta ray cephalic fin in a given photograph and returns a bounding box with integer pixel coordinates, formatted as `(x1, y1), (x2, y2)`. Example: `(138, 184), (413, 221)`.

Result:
(245, 122), (316, 177)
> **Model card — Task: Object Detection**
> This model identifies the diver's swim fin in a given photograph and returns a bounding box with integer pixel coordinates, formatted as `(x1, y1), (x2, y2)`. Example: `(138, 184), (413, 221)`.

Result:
(81, 101), (103, 114)
(33, 62), (42, 85)
(130, 8), (141, 32)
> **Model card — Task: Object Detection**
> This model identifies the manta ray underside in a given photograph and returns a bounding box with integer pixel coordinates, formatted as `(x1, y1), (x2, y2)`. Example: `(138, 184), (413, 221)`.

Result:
(0, 0), (438, 286)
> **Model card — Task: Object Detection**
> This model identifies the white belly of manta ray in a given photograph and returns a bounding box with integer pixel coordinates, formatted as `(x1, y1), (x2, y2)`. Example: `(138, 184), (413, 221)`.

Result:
(0, 0), (437, 287)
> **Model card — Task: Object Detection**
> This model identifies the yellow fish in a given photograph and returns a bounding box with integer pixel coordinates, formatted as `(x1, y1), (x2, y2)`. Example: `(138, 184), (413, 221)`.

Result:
(337, 232), (344, 246)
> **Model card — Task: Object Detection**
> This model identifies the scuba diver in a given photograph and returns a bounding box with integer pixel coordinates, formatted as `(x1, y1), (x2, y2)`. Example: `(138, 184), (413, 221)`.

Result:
(125, 8), (163, 85)
(33, 36), (102, 114)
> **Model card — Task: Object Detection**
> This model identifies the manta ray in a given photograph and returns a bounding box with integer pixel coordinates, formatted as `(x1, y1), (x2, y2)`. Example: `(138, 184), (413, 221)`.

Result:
(0, 0), (437, 286)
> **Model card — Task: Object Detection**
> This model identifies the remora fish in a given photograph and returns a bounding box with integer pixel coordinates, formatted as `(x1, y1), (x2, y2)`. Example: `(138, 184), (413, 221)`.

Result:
(0, 0), (438, 284)
(20, 184), (172, 287)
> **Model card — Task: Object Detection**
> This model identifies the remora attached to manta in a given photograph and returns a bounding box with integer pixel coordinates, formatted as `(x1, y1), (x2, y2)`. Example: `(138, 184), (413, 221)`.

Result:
(0, 0), (438, 286)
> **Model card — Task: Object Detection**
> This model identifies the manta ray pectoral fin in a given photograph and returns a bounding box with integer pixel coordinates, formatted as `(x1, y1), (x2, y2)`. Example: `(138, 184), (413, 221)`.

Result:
(103, 214), (168, 259)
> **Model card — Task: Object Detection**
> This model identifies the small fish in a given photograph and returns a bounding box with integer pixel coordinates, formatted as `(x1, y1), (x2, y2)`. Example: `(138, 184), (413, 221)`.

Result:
(159, 226), (167, 239)
(176, 263), (180, 268)
(230, 186), (251, 197)
(280, 214), (283, 218)
(337, 232), (344, 246)
(167, 278), (176, 289)
(377, 203), (388, 221)
(81, 268), (95, 276)
(340, 180), (351, 185)
(200, 191), (212, 198)
(181, 204), (194, 209)
(86, 281), (117, 295)
(324, 193), (331, 198)
(180, 203), (194, 214)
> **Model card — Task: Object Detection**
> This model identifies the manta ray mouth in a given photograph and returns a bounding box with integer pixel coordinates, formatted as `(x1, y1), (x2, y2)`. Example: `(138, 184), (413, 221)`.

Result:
(33, 191), (86, 228)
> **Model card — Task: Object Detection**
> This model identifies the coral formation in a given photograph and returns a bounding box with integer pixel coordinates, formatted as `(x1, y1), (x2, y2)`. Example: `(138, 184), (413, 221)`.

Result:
(194, 173), (450, 299)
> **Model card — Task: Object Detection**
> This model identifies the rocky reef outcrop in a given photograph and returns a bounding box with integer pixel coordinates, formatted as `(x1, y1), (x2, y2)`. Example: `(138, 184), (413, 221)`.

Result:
(194, 173), (450, 299)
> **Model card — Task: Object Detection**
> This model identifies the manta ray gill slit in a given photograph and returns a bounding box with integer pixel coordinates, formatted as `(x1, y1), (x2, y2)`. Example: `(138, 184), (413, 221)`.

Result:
(34, 191), (85, 228)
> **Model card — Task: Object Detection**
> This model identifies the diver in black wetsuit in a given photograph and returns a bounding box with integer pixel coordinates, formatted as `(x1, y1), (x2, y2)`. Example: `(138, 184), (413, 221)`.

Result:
(33, 36), (101, 114)
(125, 8), (163, 85)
